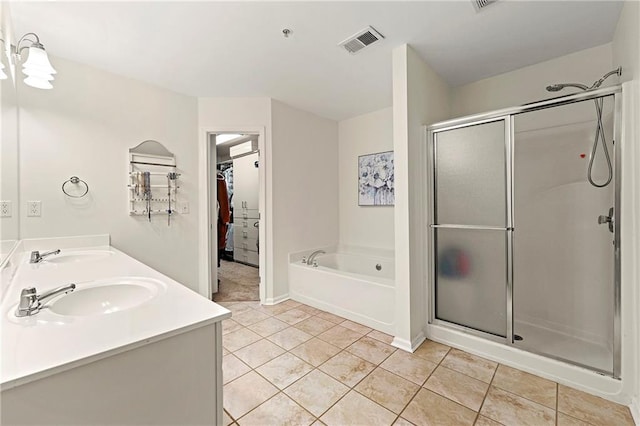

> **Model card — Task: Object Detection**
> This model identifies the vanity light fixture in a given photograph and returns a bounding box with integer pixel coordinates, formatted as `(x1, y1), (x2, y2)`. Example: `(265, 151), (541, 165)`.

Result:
(0, 55), (7, 80)
(12, 32), (56, 89)
(0, 37), (7, 80)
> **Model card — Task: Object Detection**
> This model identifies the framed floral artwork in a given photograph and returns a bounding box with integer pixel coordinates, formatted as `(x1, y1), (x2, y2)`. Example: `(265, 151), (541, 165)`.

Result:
(358, 150), (394, 206)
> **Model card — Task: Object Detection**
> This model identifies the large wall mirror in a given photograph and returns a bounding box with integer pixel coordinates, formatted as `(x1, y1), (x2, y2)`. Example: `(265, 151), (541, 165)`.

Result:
(1, 3), (21, 263)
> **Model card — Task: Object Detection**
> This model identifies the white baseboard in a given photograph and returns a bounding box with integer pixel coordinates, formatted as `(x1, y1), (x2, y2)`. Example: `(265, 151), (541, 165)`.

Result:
(263, 293), (289, 305)
(630, 397), (639, 426)
(392, 331), (426, 353)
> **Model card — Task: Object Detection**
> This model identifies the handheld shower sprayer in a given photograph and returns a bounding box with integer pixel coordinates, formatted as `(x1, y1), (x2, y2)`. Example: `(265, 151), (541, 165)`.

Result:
(546, 67), (621, 94)
(544, 66), (622, 188)
(545, 83), (588, 92)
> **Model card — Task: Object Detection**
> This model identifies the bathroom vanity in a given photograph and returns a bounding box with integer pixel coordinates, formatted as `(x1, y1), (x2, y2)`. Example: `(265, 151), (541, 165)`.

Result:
(0, 235), (230, 426)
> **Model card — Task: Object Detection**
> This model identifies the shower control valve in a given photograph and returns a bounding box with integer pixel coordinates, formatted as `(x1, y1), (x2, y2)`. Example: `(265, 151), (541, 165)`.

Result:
(598, 207), (614, 233)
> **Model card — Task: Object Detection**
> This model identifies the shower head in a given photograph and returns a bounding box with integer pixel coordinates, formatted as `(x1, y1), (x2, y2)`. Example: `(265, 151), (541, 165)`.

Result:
(546, 67), (622, 93)
(545, 82), (589, 92)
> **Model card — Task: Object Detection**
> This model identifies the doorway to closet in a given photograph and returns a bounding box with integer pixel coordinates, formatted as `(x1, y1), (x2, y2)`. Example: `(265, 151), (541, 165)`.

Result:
(209, 132), (263, 303)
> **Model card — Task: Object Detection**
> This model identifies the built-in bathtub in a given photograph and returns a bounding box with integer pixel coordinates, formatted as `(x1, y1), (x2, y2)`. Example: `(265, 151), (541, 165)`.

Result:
(288, 247), (395, 335)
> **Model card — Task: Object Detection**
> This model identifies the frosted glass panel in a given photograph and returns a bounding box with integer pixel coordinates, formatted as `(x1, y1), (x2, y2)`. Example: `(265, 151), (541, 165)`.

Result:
(435, 228), (507, 337)
(512, 96), (615, 374)
(435, 120), (506, 226)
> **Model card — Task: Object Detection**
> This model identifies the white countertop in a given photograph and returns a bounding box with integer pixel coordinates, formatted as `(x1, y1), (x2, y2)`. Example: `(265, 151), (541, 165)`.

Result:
(1, 237), (230, 390)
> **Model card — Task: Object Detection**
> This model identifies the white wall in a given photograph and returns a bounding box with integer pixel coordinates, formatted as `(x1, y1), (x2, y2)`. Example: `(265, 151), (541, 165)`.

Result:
(198, 98), (271, 129)
(1, 3), (19, 242)
(18, 56), (200, 290)
(451, 43), (614, 117)
(392, 44), (451, 350)
(613, 0), (640, 418)
(338, 107), (394, 250)
(613, 1), (640, 83)
(1, 68), (19, 241)
(270, 99), (339, 301)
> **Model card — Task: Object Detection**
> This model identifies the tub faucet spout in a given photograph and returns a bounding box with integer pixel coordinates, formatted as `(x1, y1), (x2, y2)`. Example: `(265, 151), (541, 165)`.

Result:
(306, 250), (325, 266)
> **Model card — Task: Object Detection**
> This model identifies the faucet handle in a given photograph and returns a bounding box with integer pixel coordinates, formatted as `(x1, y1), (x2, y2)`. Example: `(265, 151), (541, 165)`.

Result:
(17, 287), (38, 313)
(301, 256), (307, 264)
(20, 287), (37, 298)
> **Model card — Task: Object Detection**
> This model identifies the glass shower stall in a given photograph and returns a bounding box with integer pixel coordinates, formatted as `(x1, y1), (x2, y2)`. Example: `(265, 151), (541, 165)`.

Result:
(427, 86), (621, 377)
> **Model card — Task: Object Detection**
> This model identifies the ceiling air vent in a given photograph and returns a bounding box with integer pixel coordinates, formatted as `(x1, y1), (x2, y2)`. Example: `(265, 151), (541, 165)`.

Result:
(339, 26), (384, 54)
(473, 0), (498, 11)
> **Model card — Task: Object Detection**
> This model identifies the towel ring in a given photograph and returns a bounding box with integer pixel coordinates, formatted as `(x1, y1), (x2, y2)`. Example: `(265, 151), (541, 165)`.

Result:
(62, 176), (89, 198)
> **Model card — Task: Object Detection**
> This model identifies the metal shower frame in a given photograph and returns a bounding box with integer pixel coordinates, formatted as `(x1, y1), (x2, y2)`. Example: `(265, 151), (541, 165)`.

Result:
(426, 85), (622, 378)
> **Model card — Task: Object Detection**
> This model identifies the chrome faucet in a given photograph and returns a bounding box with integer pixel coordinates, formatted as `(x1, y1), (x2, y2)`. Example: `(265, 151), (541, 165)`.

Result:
(30, 249), (61, 264)
(306, 250), (325, 267)
(15, 284), (76, 317)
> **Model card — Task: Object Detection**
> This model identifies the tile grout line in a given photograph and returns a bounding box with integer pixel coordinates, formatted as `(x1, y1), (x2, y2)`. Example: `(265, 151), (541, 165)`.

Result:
(227, 305), (319, 424)
(553, 386), (599, 426)
(226, 304), (376, 424)
(225, 301), (629, 426)
(555, 382), (559, 426)
(227, 303), (459, 425)
(274, 313), (399, 423)
(223, 408), (236, 426)
(489, 379), (558, 412)
(229, 303), (463, 424)
(428, 357), (560, 419)
(392, 345), (453, 425)
(487, 376), (560, 416)
(473, 359), (499, 425)
(296, 328), (388, 421)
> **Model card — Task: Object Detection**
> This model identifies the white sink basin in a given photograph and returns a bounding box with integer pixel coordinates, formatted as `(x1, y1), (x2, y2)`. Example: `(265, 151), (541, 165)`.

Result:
(49, 277), (164, 316)
(44, 250), (113, 264)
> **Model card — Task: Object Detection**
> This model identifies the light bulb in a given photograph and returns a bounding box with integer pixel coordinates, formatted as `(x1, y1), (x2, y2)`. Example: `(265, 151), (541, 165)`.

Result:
(22, 46), (56, 75)
(22, 67), (54, 80)
(24, 75), (53, 89)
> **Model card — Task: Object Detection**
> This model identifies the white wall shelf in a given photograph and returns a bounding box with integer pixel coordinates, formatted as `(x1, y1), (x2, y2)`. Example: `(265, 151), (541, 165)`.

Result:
(128, 140), (181, 223)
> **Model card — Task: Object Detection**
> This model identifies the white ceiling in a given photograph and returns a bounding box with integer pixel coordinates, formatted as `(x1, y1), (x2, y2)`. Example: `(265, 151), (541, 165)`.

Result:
(9, 1), (623, 121)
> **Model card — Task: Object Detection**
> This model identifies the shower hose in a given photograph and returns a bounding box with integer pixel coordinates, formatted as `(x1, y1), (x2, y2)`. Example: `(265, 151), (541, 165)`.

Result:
(587, 96), (613, 188)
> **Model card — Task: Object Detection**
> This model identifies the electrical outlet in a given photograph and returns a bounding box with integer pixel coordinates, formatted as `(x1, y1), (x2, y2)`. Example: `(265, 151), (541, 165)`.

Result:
(180, 202), (189, 214)
(0, 201), (12, 217)
(27, 201), (42, 217)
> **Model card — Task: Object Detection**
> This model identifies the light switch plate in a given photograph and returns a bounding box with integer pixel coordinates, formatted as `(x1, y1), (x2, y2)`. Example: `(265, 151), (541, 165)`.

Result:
(27, 201), (42, 217)
(0, 201), (11, 217)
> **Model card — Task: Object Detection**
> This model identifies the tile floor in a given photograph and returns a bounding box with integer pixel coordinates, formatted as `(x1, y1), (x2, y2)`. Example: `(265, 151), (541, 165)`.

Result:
(220, 300), (635, 426)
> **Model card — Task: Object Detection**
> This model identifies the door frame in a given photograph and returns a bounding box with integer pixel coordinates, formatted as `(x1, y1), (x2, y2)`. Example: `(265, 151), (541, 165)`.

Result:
(198, 126), (267, 303)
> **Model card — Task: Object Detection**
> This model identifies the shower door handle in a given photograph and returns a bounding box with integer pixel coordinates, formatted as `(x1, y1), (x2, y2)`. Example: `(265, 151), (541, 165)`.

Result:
(598, 207), (614, 233)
